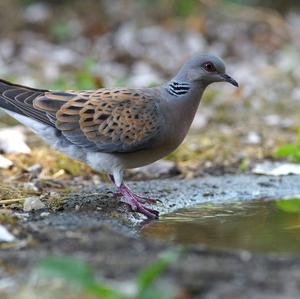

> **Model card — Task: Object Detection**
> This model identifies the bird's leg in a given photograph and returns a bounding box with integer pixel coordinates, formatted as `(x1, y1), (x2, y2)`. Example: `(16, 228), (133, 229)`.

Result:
(109, 175), (123, 197)
(108, 174), (159, 219)
(109, 175), (157, 204)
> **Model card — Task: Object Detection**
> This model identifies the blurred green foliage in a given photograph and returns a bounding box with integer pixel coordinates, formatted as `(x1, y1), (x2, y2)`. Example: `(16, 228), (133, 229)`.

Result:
(276, 198), (300, 213)
(37, 248), (182, 299)
(239, 158), (250, 172)
(16, 0), (300, 13)
(50, 58), (100, 90)
(50, 21), (73, 42)
(276, 128), (300, 163)
(173, 0), (197, 17)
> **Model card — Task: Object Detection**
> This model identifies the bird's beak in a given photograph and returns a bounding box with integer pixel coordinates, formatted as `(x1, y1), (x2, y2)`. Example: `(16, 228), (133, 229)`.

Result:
(221, 74), (239, 87)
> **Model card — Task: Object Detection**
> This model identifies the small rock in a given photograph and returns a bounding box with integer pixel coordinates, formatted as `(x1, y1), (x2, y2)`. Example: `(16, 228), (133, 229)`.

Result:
(0, 126), (31, 154)
(23, 197), (45, 212)
(23, 182), (40, 192)
(0, 225), (15, 242)
(40, 212), (50, 217)
(246, 132), (261, 144)
(13, 212), (29, 220)
(26, 164), (42, 176)
(203, 191), (213, 197)
(131, 160), (179, 178)
(239, 250), (252, 262)
(23, 3), (50, 23)
(263, 115), (293, 129)
(253, 161), (300, 176)
(0, 155), (13, 169)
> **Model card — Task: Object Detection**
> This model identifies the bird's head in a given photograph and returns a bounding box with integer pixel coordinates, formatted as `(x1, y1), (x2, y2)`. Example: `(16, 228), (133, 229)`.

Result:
(176, 54), (238, 87)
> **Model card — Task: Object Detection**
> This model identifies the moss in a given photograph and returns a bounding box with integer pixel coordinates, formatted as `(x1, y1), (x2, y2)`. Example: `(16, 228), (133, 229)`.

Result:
(0, 213), (17, 225)
(46, 194), (66, 211)
(5, 147), (94, 178)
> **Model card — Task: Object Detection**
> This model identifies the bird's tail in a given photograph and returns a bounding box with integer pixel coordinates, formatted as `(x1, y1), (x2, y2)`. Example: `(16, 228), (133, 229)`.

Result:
(0, 78), (47, 117)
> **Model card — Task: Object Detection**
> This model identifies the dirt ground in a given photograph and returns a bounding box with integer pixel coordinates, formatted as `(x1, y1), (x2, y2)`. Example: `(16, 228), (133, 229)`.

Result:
(1, 174), (300, 299)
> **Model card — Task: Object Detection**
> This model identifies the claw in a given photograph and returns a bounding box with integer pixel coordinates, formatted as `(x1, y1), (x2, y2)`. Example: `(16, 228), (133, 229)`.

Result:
(130, 194), (158, 204)
(120, 196), (159, 219)
(117, 184), (159, 219)
(108, 174), (159, 219)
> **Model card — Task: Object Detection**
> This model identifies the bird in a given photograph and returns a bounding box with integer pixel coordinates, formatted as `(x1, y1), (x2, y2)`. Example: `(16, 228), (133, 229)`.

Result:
(0, 53), (238, 219)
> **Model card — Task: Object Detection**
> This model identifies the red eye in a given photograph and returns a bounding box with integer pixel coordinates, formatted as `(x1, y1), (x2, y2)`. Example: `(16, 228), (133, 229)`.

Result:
(203, 62), (216, 72)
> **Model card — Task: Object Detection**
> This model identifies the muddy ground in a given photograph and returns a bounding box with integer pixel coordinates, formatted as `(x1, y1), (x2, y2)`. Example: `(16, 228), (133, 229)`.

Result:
(1, 174), (300, 299)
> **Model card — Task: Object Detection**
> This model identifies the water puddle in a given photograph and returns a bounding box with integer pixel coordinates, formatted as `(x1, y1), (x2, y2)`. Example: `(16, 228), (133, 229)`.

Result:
(142, 198), (300, 254)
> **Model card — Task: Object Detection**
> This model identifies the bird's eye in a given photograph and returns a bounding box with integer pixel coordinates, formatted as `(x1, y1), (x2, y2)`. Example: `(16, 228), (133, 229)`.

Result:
(202, 62), (216, 72)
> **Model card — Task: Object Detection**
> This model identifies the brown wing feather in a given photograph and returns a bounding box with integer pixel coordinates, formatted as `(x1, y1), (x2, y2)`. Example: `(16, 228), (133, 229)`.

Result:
(34, 88), (162, 153)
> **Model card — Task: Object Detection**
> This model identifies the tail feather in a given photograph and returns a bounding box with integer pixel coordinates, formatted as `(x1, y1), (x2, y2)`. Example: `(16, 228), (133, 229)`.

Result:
(0, 79), (53, 127)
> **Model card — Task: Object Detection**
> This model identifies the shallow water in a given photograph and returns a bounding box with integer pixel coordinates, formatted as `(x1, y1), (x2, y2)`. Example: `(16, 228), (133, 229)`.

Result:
(142, 198), (300, 254)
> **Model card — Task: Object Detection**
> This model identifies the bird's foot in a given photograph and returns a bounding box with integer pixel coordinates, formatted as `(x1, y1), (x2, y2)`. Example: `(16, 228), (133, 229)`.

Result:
(128, 192), (158, 204)
(117, 184), (159, 219)
(114, 191), (158, 204)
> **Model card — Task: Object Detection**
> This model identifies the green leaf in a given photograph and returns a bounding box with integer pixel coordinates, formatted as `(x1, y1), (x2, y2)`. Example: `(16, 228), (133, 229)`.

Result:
(276, 198), (300, 213)
(174, 0), (196, 17)
(38, 256), (126, 299)
(275, 144), (299, 158)
(50, 22), (72, 42)
(137, 248), (182, 294)
(138, 285), (175, 299)
(239, 158), (249, 172)
(49, 76), (70, 90)
(76, 71), (96, 89)
(89, 283), (127, 299)
(83, 57), (97, 71)
(38, 256), (95, 289)
(292, 151), (300, 163)
(276, 127), (300, 164)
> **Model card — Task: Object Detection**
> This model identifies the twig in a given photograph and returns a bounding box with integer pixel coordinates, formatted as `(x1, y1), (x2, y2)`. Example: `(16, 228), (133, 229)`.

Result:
(0, 198), (24, 205)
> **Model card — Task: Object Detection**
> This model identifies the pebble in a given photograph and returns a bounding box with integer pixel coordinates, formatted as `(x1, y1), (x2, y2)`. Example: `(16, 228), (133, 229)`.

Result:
(23, 182), (40, 192)
(23, 2), (50, 23)
(253, 161), (300, 176)
(263, 115), (293, 128)
(239, 250), (252, 262)
(0, 155), (13, 169)
(23, 197), (46, 212)
(0, 225), (15, 242)
(131, 160), (178, 178)
(0, 127), (31, 154)
(25, 164), (42, 176)
(246, 132), (261, 144)
(40, 212), (50, 217)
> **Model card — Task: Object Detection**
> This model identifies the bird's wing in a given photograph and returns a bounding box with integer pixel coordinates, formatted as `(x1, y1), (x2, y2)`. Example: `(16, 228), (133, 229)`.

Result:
(34, 88), (163, 153)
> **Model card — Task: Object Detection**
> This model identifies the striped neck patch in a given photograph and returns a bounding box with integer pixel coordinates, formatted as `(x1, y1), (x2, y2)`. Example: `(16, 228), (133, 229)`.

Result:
(167, 81), (191, 96)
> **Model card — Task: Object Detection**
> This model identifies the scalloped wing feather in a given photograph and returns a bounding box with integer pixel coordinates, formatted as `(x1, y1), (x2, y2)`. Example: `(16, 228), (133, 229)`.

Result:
(34, 88), (162, 153)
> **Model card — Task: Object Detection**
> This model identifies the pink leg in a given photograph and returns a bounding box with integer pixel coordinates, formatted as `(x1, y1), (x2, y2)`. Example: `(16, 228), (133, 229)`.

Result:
(109, 175), (159, 219)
